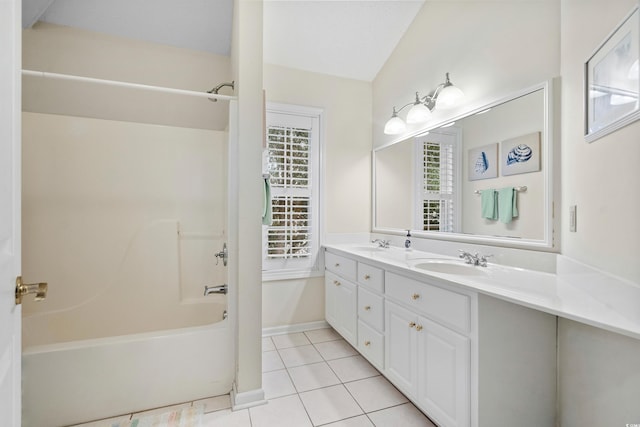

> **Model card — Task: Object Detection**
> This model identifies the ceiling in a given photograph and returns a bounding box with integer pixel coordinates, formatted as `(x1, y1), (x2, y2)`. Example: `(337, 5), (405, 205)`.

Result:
(22, 0), (425, 82)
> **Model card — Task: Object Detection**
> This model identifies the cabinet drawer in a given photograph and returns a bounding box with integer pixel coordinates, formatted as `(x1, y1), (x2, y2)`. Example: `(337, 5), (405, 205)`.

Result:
(358, 320), (384, 369)
(357, 262), (384, 293)
(358, 287), (384, 332)
(385, 272), (470, 334)
(325, 251), (357, 281)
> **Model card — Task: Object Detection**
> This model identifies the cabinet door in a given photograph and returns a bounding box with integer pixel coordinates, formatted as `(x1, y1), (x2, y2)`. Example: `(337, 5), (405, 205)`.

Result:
(325, 271), (357, 345)
(325, 273), (340, 329)
(417, 316), (470, 427)
(336, 278), (357, 345)
(384, 301), (418, 397)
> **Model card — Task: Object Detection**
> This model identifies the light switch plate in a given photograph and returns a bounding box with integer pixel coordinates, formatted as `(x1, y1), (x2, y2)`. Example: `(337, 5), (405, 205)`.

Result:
(569, 205), (577, 232)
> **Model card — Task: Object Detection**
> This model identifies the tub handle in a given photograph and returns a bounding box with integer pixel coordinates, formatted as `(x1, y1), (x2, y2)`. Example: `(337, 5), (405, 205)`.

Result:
(215, 243), (228, 266)
(204, 284), (228, 296)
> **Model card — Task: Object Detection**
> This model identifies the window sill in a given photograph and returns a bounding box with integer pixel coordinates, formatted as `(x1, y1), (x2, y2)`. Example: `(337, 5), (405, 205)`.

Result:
(262, 268), (324, 282)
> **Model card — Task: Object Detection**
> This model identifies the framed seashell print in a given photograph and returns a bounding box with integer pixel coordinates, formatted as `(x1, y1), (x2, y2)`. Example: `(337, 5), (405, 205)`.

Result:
(585, 4), (640, 143)
(468, 143), (498, 180)
(501, 132), (541, 176)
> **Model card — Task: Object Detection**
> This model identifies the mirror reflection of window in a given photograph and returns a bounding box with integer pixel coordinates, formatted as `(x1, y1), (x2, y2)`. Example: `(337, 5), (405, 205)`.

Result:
(414, 130), (461, 232)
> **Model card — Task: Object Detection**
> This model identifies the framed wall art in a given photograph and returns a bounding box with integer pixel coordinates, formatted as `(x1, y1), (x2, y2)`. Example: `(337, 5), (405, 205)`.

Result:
(468, 143), (498, 181)
(501, 132), (541, 176)
(585, 4), (640, 143)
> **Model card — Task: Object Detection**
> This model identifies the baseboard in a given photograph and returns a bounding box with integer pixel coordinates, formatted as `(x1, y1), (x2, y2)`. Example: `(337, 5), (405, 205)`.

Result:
(230, 383), (267, 411)
(262, 320), (330, 337)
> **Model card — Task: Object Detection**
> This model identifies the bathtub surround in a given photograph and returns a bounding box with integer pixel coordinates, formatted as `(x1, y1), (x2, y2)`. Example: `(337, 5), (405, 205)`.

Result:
(21, 113), (228, 346)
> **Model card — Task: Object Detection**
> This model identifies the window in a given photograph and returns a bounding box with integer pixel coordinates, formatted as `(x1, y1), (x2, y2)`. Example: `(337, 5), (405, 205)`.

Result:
(414, 130), (461, 232)
(263, 104), (321, 278)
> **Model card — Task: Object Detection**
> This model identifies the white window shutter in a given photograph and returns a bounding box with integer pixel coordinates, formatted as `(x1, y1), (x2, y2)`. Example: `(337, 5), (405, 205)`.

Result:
(418, 137), (457, 232)
(263, 107), (320, 273)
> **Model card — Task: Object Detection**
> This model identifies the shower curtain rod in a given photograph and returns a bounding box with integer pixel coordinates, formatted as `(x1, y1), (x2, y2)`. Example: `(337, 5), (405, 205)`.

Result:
(22, 69), (237, 101)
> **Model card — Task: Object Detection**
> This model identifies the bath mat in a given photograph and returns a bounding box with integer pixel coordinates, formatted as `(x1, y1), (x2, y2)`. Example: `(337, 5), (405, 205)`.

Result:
(112, 405), (203, 427)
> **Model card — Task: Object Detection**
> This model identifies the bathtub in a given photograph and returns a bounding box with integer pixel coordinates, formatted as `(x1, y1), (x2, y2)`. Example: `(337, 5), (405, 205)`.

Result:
(22, 319), (235, 427)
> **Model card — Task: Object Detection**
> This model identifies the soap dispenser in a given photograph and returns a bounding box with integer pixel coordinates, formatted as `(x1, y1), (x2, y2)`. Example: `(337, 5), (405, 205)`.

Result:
(405, 229), (412, 250)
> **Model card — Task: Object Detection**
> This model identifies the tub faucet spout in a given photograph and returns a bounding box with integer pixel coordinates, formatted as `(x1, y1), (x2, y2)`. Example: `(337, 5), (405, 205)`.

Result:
(204, 284), (228, 296)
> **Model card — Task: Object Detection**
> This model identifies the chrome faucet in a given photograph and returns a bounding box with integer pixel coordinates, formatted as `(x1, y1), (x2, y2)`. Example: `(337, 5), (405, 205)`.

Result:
(372, 239), (391, 248)
(204, 284), (228, 296)
(459, 250), (493, 267)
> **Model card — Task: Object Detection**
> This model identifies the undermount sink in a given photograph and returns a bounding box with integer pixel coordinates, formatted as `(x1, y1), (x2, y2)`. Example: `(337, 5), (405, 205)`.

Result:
(413, 260), (489, 276)
(349, 245), (386, 252)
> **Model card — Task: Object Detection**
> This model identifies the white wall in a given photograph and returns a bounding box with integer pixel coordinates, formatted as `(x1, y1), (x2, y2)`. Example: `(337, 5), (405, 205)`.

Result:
(264, 64), (372, 234)
(262, 64), (372, 328)
(373, 0), (560, 149)
(231, 0), (264, 399)
(557, 0), (640, 423)
(560, 0), (640, 284)
(558, 319), (640, 425)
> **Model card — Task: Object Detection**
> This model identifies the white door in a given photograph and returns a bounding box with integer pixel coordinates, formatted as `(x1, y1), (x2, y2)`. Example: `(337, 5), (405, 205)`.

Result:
(1, 0), (22, 425)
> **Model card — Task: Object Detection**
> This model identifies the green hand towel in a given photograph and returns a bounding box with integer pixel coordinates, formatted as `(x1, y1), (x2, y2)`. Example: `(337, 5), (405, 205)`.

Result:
(498, 187), (518, 224)
(481, 189), (497, 220)
(262, 177), (272, 226)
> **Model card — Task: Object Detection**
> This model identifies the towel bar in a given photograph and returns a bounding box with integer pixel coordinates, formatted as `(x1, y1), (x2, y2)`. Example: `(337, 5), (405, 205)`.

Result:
(474, 186), (527, 195)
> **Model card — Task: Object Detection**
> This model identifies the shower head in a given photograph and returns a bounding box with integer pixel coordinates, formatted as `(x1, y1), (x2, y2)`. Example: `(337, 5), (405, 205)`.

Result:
(207, 81), (235, 102)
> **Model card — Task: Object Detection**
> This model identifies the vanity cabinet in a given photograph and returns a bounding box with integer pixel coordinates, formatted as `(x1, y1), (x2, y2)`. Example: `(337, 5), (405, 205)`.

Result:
(385, 290), (470, 427)
(324, 248), (557, 427)
(325, 245), (358, 345)
(325, 270), (357, 346)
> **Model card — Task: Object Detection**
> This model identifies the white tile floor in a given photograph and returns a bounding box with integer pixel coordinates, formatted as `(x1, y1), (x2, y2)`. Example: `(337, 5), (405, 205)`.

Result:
(71, 328), (436, 427)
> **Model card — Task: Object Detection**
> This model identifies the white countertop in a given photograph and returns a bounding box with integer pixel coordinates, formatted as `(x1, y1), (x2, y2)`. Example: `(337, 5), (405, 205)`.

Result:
(323, 243), (640, 341)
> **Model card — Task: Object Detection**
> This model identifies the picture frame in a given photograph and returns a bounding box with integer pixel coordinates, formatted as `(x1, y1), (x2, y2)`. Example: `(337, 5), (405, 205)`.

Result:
(585, 4), (640, 143)
(468, 143), (498, 181)
(501, 132), (541, 176)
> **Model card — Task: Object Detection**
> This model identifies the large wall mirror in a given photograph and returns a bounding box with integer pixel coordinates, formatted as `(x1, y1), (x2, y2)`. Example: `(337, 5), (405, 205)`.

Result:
(373, 80), (556, 250)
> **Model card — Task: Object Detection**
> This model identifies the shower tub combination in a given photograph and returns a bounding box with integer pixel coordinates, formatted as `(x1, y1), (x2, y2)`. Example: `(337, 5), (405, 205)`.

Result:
(21, 69), (238, 425)
(20, 217), (235, 427)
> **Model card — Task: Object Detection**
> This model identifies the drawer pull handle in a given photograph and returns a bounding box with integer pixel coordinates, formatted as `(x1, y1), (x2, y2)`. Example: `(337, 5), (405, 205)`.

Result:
(409, 322), (416, 328)
(364, 305), (371, 311)
(416, 325), (423, 332)
(334, 280), (341, 286)
(364, 274), (370, 280)
(412, 293), (420, 300)
(335, 263), (340, 267)
(364, 340), (371, 346)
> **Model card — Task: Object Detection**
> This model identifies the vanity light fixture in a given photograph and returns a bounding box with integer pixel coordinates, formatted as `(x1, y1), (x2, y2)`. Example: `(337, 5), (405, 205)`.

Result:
(383, 107), (407, 134)
(383, 72), (465, 135)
